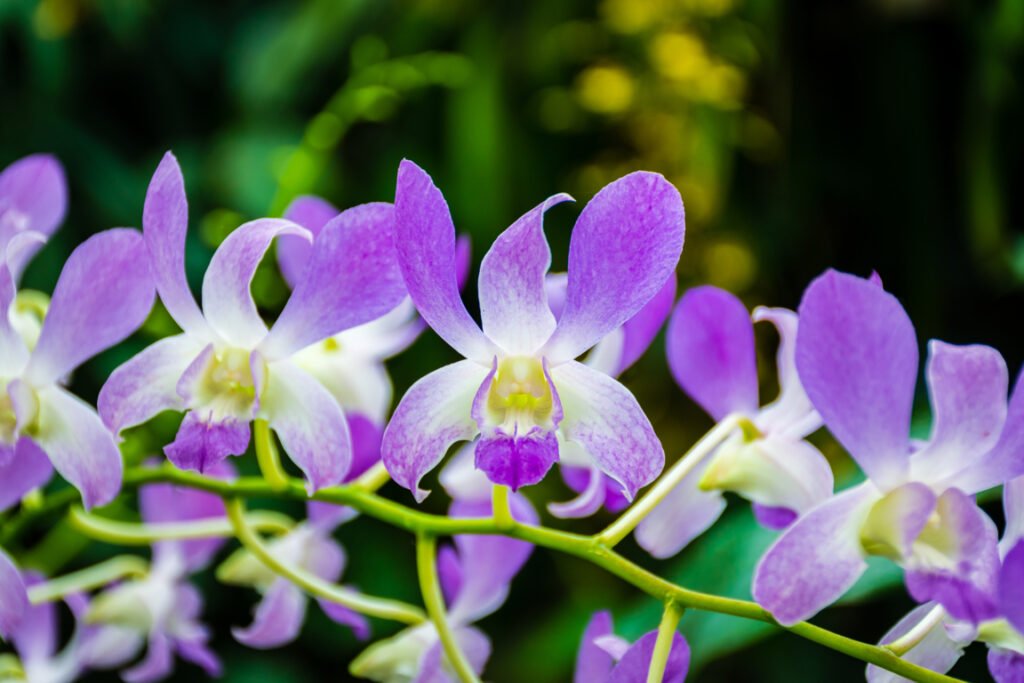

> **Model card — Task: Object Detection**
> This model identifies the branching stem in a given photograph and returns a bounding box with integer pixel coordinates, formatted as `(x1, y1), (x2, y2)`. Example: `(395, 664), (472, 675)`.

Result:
(416, 533), (480, 683)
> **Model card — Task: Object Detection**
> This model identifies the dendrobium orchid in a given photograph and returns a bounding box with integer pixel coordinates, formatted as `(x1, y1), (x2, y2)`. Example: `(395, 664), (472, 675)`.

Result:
(382, 160), (685, 501)
(98, 153), (407, 491)
(573, 611), (689, 683)
(0, 154), (66, 285)
(635, 285), (833, 558)
(754, 270), (1024, 626)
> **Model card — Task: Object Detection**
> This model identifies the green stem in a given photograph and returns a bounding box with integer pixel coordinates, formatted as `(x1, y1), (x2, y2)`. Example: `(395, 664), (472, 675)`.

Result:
(416, 533), (480, 683)
(353, 462), (392, 493)
(224, 497), (425, 625)
(647, 600), (683, 683)
(70, 506), (293, 545)
(254, 419), (290, 491)
(27, 555), (148, 604)
(492, 485), (513, 529)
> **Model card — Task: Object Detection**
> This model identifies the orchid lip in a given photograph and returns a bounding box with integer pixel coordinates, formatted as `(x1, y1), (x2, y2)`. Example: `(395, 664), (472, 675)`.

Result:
(184, 346), (267, 422)
(479, 356), (559, 435)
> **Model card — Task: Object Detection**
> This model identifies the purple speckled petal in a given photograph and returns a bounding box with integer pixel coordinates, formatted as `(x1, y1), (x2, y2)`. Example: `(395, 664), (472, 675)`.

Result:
(394, 161), (493, 362)
(122, 632), (174, 683)
(415, 627), (491, 683)
(574, 611), (615, 683)
(165, 411), (250, 474)
(635, 459), (726, 558)
(474, 429), (559, 490)
(382, 360), (490, 502)
(0, 154), (67, 281)
(262, 203), (407, 360)
(201, 218), (309, 349)
(0, 548), (27, 639)
(1000, 541), (1024, 633)
(617, 273), (677, 375)
(753, 484), (874, 626)
(956, 366), (1024, 494)
(989, 647), (1024, 683)
(98, 334), (203, 435)
(666, 286), (758, 421)
(549, 360), (664, 501)
(143, 152), (209, 337)
(608, 630), (689, 683)
(912, 342), (1008, 483)
(796, 270), (917, 489)
(866, 603), (965, 683)
(26, 229), (155, 385)
(32, 386), (122, 509)
(233, 578), (308, 649)
(260, 360), (352, 493)
(278, 195), (339, 288)
(543, 172), (685, 363)
(478, 194), (571, 354)
(0, 438), (53, 512)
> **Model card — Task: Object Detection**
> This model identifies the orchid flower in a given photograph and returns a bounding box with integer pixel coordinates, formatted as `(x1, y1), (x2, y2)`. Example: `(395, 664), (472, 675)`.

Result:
(218, 500), (370, 649)
(754, 270), (1024, 626)
(98, 153), (407, 492)
(573, 611), (689, 683)
(635, 285), (834, 559)
(382, 160), (685, 501)
(2, 227), (154, 510)
(276, 194), (471, 428)
(0, 154), (66, 285)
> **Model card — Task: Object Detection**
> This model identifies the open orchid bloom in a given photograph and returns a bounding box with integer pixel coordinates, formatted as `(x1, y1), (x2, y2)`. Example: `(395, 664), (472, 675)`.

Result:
(2, 227), (154, 510)
(98, 153), (407, 492)
(754, 270), (1024, 626)
(276, 195), (471, 427)
(382, 160), (685, 502)
(573, 611), (689, 683)
(636, 285), (834, 559)
(0, 154), (67, 285)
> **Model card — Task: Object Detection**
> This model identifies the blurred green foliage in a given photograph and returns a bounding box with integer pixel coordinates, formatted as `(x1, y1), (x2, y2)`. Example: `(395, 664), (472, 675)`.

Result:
(3, 0), (1023, 680)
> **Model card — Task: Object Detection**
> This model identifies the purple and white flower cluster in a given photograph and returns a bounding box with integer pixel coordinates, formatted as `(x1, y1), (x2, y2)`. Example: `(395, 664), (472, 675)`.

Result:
(2, 149), (1023, 682)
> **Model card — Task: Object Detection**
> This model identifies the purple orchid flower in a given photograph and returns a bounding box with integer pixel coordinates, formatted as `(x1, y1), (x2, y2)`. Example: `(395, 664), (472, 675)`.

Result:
(382, 160), (685, 501)
(635, 285), (834, 559)
(0, 154), (67, 284)
(573, 611), (689, 683)
(754, 270), (1024, 626)
(98, 153), (407, 492)
(2, 226), (154, 510)
(276, 194), (471, 429)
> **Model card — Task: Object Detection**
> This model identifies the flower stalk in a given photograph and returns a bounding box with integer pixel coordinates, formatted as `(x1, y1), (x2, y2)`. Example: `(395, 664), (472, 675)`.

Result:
(647, 600), (684, 683)
(254, 419), (291, 491)
(70, 505), (294, 545)
(27, 555), (149, 605)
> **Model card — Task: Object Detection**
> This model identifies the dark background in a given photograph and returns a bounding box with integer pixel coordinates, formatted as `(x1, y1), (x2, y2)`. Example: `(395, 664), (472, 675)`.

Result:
(2, 0), (1021, 680)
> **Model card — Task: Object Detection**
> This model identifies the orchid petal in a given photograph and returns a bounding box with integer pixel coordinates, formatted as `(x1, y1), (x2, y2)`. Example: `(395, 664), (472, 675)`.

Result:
(796, 270), (917, 489)
(292, 345), (393, 424)
(0, 548), (27, 639)
(318, 599), (371, 640)
(753, 484), (875, 625)
(860, 482), (936, 561)
(1005, 477), (1024, 552)
(0, 232), (44, 375)
(164, 411), (250, 474)
(262, 203), (407, 360)
(618, 273), (676, 375)
(0, 154), (67, 281)
(1000, 541), (1024, 633)
(608, 630), (689, 683)
(33, 386), (123, 509)
(98, 334), (204, 435)
(11, 576), (57, 664)
(201, 218), (309, 348)
(474, 429), (559, 491)
(478, 194), (571, 354)
(550, 360), (664, 500)
(394, 161), (493, 362)
(27, 229), (155, 385)
(438, 442), (492, 503)
(989, 648), (1024, 683)
(956, 365), (1024, 494)
(260, 359), (352, 493)
(752, 504), (798, 530)
(574, 611), (615, 683)
(753, 306), (819, 436)
(866, 603), (965, 683)
(635, 458), (726, 558)
(233, 578), (308, 649)
(550, 463), (609, 519)
(0, 438), (53, 512)
(543, 172), (685, 363)
(122, 632), (173, 683)
(383, 360), (490, 502)
(415, 627), (490, 683)
(175, 637), (221, 678)
(278, 195), (339, 288)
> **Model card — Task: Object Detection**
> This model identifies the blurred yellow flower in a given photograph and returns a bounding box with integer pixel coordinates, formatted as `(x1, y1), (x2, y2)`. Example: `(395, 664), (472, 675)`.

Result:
(576, 65), (636, 115)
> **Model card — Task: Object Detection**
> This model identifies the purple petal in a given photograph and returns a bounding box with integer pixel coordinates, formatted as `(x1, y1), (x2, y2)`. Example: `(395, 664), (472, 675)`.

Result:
(415, 627), (491, 683)
(122, 632), (174, 683)
(752, 306), (819, 436)
(550, 464), (609, 519)
(0, 233), (39, 376)
(317, 598), (371, 640)
(1007, 477), (1024, 552)
(164, 411), (250, 474)
(574, 611), (615, 683)
(1000, 541), (1024, 633)
(438, 442), (493, 503)
(477, 194), (571, 354)
(549, 360), (664, 500)
(26, 229), (154, 385)
(956, 365), (1024, 494)
(0, 548), (27, 639)
(0, 154), (67, 281)
(438, 545), (463, 607)
(260, 360), (352, 493)
(175, 636), (221, 678)
(543, 172), (685, 363)
(474, 429), (558, 491)
(394, 161), (493, 362)
(201, 218), (309, 348)
(346, 413), (383, 481)
(382, 360), (490, 502)
(608, 631), (689, 683)
(233, 578), (308, 649)
(304, 533), (346, 582)
(618, 273), (677, 375)
(32, 386), (122, 509)
(11, 575), (57, 663)
(261, 204), (407, 360)
(753, 484), (874, 625)
(666, 286), (759, 421)
(0, 438), (53, 512)
(796, 269), (917, 489)
(98, 334), (203, 435)
(866, 603), (965, 683)
(278, 195), (339, 289)
(912, 342), (1008, 483)
(989, 647), (1024, 683)
(860, 482), (936, 562)
(752, 504), (798, 530)
(143, 152), (209, 337)
(635, 459), (727, 558)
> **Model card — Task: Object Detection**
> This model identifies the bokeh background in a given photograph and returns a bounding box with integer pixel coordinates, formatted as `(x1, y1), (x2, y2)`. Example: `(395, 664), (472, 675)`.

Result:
(3, 0), (1024, 680)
